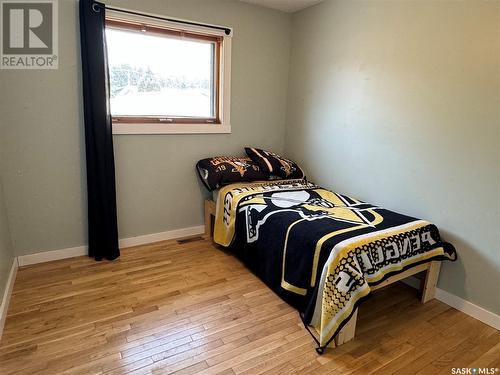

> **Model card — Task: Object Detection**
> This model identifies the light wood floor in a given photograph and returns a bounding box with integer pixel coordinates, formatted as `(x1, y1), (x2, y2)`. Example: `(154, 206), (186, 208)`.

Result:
(0, 237), (498, 375)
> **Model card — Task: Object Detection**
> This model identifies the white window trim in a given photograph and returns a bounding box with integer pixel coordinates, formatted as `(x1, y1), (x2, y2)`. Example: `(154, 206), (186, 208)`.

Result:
(112, 123), (231, 135)
(106, 9), (232, 135)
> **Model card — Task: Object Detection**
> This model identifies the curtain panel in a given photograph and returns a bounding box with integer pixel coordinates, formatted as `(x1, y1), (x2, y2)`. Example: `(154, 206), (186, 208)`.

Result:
(79, 0), (120, 261)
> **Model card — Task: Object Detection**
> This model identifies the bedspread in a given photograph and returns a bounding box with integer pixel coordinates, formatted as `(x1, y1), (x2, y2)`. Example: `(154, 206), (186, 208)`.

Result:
(213, 179), (456, 350)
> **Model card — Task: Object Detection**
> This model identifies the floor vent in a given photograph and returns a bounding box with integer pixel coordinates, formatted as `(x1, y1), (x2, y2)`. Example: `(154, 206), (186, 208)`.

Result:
(177, 236), (204, 244)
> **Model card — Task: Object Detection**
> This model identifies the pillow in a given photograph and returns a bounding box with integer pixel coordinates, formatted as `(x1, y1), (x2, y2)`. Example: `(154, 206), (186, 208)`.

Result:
(196, 156), (269, 191)
(245, 147), (305, 179)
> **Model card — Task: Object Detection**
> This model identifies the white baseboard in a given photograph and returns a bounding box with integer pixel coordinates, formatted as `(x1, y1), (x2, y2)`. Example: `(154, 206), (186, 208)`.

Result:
(435, 287), (500, 331)
(119, 225), (205, 248)
(0, 257), (18, 341)
(402, 276), (499, 331)
(17, 225), (205, 267)
(18, 245), (87, 267)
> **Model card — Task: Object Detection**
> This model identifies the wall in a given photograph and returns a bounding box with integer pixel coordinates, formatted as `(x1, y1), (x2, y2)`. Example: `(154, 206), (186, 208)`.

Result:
(286, 0), (500, 313)
(0, 71), (15, 300)
(0, 0), (291, 255)
(0, 178), (14, 304)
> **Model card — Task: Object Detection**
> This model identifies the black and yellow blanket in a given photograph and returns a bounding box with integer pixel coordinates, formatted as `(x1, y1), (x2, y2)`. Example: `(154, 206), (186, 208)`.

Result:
(213, 179), (456, 351)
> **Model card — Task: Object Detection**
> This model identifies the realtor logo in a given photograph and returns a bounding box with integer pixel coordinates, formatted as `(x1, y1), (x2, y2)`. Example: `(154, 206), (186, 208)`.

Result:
(1, 0), (58, 69)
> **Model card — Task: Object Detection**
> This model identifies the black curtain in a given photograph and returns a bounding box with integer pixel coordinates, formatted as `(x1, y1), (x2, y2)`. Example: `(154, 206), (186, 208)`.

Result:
(79, 0), (120, 261)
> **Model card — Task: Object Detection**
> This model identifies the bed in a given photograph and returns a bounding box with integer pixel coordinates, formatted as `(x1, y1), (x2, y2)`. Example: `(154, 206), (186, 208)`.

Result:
(204, 179), (456, 353)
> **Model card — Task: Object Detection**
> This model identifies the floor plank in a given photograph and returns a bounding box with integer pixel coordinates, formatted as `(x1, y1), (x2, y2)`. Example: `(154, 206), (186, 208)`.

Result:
(0, 237), (497, 374)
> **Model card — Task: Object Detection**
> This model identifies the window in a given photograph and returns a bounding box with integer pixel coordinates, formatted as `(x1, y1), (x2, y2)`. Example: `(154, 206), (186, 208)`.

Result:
(105, 15), (231, 134)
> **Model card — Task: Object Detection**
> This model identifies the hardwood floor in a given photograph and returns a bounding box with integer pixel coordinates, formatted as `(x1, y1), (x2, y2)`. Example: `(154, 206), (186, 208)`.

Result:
(0, 237), (498, 374)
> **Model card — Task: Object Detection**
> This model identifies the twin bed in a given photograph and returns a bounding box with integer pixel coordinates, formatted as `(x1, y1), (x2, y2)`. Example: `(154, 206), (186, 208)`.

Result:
(196, 149), (456, 353)
(203, 179), (456, 353)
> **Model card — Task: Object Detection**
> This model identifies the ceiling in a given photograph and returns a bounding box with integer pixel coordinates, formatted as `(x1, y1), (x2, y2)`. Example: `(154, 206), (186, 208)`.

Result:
(239, 0), (323, 13)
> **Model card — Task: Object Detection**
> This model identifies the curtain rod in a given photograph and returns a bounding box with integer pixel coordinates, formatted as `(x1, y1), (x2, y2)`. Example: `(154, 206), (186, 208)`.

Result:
(91, 2), (232, 35)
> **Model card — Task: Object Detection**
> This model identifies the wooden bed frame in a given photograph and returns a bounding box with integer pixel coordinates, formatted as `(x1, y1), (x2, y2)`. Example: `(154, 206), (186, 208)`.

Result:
(204, 199), (441, 348)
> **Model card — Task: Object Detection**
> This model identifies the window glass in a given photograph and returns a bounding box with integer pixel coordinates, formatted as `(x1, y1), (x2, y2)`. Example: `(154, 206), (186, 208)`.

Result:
(106, 26), (217, 120)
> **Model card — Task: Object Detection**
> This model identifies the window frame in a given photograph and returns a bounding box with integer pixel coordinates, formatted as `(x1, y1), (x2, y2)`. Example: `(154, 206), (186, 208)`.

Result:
(105, 12), (232, 135)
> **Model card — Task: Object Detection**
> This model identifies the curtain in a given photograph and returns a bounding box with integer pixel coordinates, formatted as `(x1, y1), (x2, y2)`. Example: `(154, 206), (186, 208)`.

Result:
(79, 0), (120, 261)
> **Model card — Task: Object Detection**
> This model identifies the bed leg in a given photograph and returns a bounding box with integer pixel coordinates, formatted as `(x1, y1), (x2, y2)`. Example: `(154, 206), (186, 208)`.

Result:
(334, 308), (358, 346)
(204, 199), (215, 239)
(421, 261), (441, 303)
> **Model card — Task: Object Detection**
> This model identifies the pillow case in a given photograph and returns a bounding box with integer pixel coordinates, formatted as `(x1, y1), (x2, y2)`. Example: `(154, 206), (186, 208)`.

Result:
(196, 156), (268, 191)
(245, 147), (305, 179)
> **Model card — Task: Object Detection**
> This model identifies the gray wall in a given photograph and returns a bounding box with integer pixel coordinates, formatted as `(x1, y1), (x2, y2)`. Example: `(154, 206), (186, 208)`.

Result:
(0, 174), (14, 302)
(0, 0), (291, 255)
(0, 71), (14, 301)
(286, 0), (500, 313)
